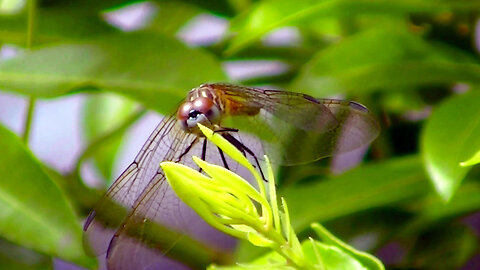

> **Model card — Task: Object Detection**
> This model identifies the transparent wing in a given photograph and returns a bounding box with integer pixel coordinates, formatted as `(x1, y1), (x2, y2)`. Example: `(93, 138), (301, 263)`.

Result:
(106, 129), (263, 270)
(216, 83), (339, 132)
(83, 114), (182, 256)
(84, 112), (263, 270)
(215, 83), (380, 165)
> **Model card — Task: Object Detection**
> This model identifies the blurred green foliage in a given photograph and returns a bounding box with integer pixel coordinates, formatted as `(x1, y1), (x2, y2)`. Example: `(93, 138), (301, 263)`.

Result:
(0, 0), (479, 269)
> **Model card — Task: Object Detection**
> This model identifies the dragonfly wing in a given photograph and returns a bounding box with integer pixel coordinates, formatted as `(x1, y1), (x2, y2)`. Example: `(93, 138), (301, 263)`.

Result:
(261, 99), (380, 165)
(217, 84), (339, 132)
(83, 114), (181, 255)
(104, 236), (191, 270)
(216, 84), (380, 165)
(320, 99), (380, 156)
(104, 129), (262, 269)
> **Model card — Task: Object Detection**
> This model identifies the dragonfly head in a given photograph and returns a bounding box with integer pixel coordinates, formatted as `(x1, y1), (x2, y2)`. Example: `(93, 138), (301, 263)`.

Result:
(177, 96), (221, 134)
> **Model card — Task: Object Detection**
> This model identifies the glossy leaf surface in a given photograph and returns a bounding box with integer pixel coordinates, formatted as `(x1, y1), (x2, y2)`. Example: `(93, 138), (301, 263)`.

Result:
(0, 123), (95, 268)
(421, 91), (480, 201)
(0, 33), (226, 114)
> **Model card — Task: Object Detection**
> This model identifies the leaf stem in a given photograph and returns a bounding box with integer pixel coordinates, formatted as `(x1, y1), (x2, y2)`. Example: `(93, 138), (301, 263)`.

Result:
(26, 0), (36, 49)
(22, 0), (37, 145)
(22, 97), (36, 144)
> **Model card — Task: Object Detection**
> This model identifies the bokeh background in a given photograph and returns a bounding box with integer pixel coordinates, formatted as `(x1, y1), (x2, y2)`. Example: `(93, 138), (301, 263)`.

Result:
(1, 0), (480, 269)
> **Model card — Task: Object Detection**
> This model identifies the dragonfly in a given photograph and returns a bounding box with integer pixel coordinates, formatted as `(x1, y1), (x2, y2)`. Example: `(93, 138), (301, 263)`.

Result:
(83, 83), (380, 270)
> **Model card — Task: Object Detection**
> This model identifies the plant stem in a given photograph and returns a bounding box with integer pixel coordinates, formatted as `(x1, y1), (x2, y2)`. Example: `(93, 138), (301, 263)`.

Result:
(23, 97), (36, 144)
(22, 0), (37, 145)
(26, 0), (36, 48)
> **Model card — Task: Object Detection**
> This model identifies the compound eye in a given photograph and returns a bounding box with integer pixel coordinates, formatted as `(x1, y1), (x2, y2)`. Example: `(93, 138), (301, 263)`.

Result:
(193, 97), (220, 122)
(177, 102), (193, 121)
(177, 97), (220, 131)
(191, 97), (214, 114)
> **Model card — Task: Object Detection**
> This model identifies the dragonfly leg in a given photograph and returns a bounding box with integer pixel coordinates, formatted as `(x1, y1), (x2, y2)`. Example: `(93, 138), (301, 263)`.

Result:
(198, 138), (208, 173)
(217, 147), (230, 170)
(214, 127), (246, 157)
(221, 133), (267, 182)
(175, 137), (199, 162)
(214, 127), (239, 133)
(201, 138), (207, 160)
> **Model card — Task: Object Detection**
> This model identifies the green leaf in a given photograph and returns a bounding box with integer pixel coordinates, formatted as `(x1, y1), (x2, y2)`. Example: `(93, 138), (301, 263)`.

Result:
(283, 155), (429, 231)
(302, 240), (367, 270)
(209, 248), (290, 270)
(198, 124), (256, 173)
(246, 232), (275, 248)
(311, 223), (384, 270)
(82, 93), (136, 182)
(146, 1), (200, 35)
(459, 149), (480, 167)
(0, 7), (114, 46)
(37, 0), (143, 11)
(153, 0), (236, 17)
(34, 0), (235, 17)
(211, 240), (374, 270)
(0, 238), (52, 270)
(162, 160), (249, 239)
(0, 33), (226, 114)
(292, 28), (480, 97)
(211, 233), (383, 270)
(380, 89), (425, 113)
(421, 91), (480, 201)
(227, 0), (480, 54)
(402, 182), (480, 234)
(228, 236), (381, 270)
(0, 123), (95, 268)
